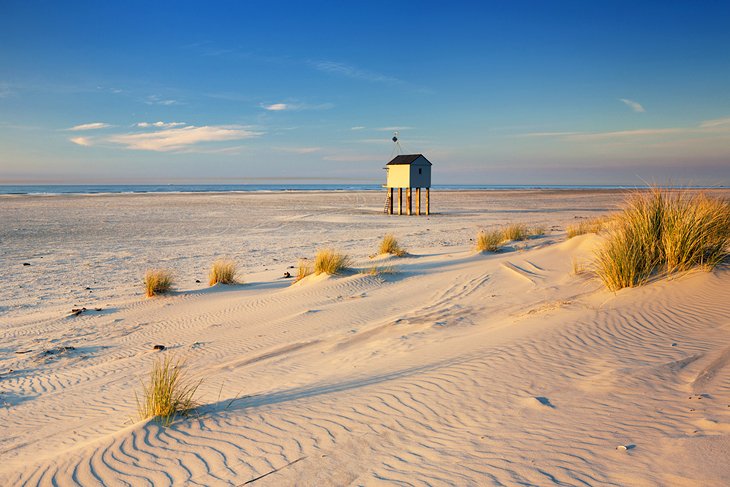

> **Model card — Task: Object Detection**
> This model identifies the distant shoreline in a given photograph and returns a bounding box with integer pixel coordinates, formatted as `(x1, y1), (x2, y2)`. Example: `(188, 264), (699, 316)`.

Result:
(1, 183), (726, 196)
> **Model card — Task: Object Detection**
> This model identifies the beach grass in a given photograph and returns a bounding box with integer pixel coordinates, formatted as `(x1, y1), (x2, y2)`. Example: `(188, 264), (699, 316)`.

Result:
(144, 269), (174, 297)
(363, 264), (398, 276)
(502, 223), (531, 242)
(571, 257), (587, 275)
(136, 355), (201, 426)
(379, 234), (407, 256)
(595, 189), (730, 291)
(475, 229), (504, 252)
(209, 259), (237, 286)
(661, 192), (730, 272)
(567, 217), (609, 239)
(296, 258), (313, 282)
(314, 248), (351, 275)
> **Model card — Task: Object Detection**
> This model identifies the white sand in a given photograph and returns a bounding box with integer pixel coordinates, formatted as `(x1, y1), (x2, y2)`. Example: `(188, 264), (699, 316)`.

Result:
(1, 189), (729, 486)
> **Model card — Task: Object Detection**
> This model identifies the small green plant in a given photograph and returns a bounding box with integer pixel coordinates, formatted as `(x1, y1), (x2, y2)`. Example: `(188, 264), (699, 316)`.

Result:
(475, 229), (503, 252)
(136, 355), (201, 426)
(314, 248), (351, 275)
(209, 259), (237, 286)
(144, 269), (174, 297)
(502, 223), (530, 242)
(378, 234), (407, 256)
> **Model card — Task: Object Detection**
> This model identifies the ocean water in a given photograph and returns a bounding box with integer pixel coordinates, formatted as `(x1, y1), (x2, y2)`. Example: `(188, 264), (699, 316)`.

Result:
(0, 183), (667, 195)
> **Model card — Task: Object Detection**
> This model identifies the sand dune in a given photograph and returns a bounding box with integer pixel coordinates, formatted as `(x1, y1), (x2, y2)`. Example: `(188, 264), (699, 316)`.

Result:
(1, 190), (729, 485)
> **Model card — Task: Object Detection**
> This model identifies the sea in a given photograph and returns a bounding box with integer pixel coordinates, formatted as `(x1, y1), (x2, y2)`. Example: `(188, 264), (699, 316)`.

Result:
(0, 183), (704, 195)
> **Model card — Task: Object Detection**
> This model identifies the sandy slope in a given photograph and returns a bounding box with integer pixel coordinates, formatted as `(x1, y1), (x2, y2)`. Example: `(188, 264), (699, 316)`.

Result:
(1, 190), (729, 486)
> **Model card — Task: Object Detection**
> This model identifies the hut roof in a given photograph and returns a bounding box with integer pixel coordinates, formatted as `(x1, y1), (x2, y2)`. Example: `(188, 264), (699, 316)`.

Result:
(386, 154), (432, 166)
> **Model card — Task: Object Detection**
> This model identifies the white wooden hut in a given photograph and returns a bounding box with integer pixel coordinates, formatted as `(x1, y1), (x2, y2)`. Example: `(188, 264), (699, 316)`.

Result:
(384, 154), (432, 215)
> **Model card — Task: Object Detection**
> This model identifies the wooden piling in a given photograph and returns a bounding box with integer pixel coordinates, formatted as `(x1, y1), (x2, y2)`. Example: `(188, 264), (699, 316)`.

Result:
(426, 188), (430, 215)
(407, 188), (412, 215)
(416, 187), (421, 215)
(398, 188), (403, 215)
(389, 187), (394, 214)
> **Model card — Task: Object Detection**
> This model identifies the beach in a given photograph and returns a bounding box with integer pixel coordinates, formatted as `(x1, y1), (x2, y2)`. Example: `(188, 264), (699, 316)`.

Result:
(1, 189), (729, 485)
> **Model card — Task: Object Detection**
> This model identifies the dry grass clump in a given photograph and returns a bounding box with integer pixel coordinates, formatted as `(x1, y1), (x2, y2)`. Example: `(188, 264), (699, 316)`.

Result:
(502, 223), (531, 242)
(364, 265), (397, 276)
(314, 248), (351, 275)
(475, 229), (504, 252)
(209, 259), (237, 286)
(378, 234), (407, 256)
(661, 193), (730, 273)
(144, 269), (174, 297)
(296, 258), (312, 282)
(595, 189), (730, 291)
(571, 257), (587, 276)
(476, 224), (545, 252)
(136, 355), (201, 426)
(567, 217), (610, 239)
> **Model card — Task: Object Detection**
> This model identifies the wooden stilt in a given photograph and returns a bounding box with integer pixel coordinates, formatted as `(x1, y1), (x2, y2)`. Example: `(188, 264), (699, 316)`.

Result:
(398, 188), (403, 215)
(406, 188), (412, 215)
(416, 187), (421, 215)
(389, 187), (394, 214)
(426, 187), (430, 215)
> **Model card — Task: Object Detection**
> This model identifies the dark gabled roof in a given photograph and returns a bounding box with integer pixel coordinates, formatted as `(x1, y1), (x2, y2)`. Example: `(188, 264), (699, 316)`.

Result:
(386, 154), (432, 166)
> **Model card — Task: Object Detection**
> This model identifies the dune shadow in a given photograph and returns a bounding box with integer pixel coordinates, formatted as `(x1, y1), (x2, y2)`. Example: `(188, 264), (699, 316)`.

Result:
(0, 390), (35, 408)
(199, 358), (466, 416)
(177, 280), (290, 297)
(32, 345), (107, 363)
(64, 307), (120, 318)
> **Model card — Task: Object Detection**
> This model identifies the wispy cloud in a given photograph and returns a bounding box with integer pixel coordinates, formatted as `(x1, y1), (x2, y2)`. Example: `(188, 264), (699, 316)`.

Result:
(322, 153), (379, 162)
(145, 95), (179, 106)
(136, 121), (186, 128)
(355, 138), (395, 145)
(184, 42), (239, 58)
(376, 126), (414, 131)
(275, 146), (322, 154)
(263, 103), (289, 111)
(67, 122), (112, 131)
(312, 60), (402, 84)
(516, 116), (730, 142)
(107, 125), (261, 152)
(513, 131), (584, 138)
(566, 128), (680, 140)
(350, 126), (366, 131)
(69, 136), (92, 146)
(261, 101), (334, 111)
(0, 82), (12, 98)
(174, 144), (250, 155)
(699, 117), (730, 128)
(619, 98), (646, 113)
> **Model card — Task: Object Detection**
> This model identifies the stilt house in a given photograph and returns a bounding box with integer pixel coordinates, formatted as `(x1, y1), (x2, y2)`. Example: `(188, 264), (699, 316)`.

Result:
(384, 154), (432, 215)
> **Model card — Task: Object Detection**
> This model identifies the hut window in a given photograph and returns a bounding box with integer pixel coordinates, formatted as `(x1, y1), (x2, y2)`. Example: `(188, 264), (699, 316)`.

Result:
(418, 168), (422, 174)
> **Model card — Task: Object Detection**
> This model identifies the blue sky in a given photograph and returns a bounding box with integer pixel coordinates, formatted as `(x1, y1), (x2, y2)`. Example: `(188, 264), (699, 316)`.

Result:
(1, 1), (729, 185)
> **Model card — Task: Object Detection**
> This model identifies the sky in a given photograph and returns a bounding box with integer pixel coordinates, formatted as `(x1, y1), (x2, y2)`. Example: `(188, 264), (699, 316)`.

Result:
(1, 1), (729, 185)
